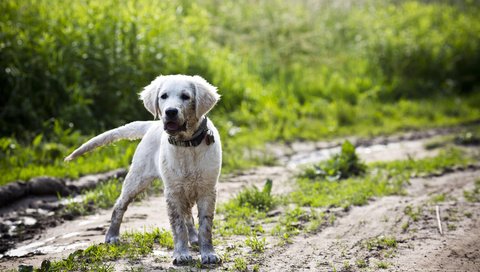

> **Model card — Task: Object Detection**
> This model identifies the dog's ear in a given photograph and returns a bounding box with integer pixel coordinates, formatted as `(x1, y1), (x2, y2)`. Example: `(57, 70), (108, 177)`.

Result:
(192, 76), (220, 119)
(139, 76), (165, 119)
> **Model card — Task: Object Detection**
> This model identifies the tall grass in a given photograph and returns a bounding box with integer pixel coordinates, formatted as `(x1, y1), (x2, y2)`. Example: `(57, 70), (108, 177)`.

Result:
(1, 0), (480, 184)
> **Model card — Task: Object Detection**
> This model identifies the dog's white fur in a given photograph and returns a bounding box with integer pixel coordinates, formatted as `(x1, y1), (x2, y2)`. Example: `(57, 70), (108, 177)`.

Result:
(65, 75), (222, 265)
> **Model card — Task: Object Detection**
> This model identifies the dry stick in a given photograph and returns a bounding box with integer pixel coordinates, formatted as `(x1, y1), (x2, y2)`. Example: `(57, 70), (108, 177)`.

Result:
(436, 205), (443, 235)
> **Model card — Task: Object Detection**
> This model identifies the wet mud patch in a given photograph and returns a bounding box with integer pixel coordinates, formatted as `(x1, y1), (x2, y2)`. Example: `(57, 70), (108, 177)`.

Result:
(0, 169), (126, 255)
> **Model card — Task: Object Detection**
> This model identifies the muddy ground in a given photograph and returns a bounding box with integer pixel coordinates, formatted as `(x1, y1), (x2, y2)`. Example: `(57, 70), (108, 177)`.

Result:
(0, 128), (479, 271)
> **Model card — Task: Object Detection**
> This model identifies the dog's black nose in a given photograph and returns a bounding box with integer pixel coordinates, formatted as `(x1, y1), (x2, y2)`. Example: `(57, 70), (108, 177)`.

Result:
(165, 108), (178, 118)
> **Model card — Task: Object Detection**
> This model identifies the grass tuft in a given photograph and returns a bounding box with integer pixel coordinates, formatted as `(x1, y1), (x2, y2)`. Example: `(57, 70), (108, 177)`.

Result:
(301, 141), (366, 181)
(46, 228), (173, 271)
(464, 180), (480, 202)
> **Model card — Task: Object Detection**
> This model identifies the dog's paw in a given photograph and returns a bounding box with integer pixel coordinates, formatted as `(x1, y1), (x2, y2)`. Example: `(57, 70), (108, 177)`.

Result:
(201, 252), (221, 265)
(105, 234), (120, 244)
(173, 252), (193, 265)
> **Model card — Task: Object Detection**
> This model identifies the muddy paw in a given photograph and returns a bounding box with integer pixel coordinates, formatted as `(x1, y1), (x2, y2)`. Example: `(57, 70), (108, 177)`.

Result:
(105, 234), (120, 244)
(201, 252), (221, 265)
(173, 253), (193, 265)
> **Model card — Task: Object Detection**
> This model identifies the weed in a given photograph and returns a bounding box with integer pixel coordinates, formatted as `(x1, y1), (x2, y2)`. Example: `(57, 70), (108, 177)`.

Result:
(245, 235), (267, 253)
(293, 147), (472, 209)
(232, 257), (248, 272)
(464, 180), (480, 202)
(376, 261), (390, 269)
(356, 259), (368, 268)
(272, 206), (309, 238)
(364, 236), (397, 251)
(45, 228), (172, 270)
(429, 193), (446, 203)
(404, 205), (422, 222)
(301, 141), (366, 181)
(401, 221), (410, 232)
(235, 179), (275, 211)
(216, 180), (274, 236)
(447, 223), (457, 231)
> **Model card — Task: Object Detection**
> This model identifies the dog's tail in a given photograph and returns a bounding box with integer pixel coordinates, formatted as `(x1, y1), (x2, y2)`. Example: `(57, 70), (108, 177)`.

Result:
(64, 121), (156, 162)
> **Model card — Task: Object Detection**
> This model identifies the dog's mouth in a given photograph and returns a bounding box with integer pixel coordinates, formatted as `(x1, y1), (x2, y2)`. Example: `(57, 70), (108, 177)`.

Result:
(164, 121), (186, 134)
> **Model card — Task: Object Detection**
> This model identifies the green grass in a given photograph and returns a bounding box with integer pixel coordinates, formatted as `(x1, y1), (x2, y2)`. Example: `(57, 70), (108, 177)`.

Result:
(404, 205), (422, 222)
(364, 236), (397, 251)
(216, 180), (275, 236)
(271, 206), (326, 240)
(231, 257), (248, 272)
(292, 148), (474, 208)
(42, 228), (173, 271)
(245, 235), (267, 253)
(464, 180), (480, 202)
(0, 124), (137, 186)
(37, 145), (476, 270)
(376, 261), (390, 269)
(2, 0), (480, 186)
(429, 193), (447, 204)
(62, 178), (162, 217)
(218, 145), (474, 242)
(300, 141), (366, 181)
(234, 179), (275, 211)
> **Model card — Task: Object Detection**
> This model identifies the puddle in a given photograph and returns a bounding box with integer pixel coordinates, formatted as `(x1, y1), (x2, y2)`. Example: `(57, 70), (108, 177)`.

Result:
(282, 140), (429, 168)
(61, 232), (81, 239)
(5, 239), (89, 257)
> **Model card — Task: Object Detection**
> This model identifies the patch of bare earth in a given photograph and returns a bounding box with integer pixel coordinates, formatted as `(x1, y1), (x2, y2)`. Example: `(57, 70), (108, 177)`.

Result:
(0, 131), (476, 271)
(260, 169), (480, 272)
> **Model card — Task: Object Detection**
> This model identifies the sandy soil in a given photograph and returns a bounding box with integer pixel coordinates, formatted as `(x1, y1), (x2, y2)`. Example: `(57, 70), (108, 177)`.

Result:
(0, 132), (478, 271)
(260, 169), (480, 272)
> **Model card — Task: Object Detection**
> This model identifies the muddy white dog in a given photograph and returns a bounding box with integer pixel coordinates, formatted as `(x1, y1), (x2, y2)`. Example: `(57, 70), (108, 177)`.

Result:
(65, 75), (222, 265)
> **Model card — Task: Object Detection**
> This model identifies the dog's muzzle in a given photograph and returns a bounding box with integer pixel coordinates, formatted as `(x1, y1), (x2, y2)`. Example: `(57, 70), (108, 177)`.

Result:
(164, 121), (186, 135)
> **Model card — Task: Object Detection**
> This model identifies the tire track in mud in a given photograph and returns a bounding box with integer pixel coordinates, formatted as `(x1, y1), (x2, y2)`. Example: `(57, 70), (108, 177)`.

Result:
(0, 131), (474, 270)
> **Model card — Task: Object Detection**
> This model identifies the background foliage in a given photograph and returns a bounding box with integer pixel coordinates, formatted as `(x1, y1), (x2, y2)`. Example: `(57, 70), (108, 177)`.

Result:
(1, 0), (479, 184)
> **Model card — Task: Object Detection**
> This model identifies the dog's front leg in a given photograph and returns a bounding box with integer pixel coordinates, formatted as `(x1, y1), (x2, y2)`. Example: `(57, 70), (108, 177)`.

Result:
(167, 196), (192, 265)
(197, 192), (221, 264)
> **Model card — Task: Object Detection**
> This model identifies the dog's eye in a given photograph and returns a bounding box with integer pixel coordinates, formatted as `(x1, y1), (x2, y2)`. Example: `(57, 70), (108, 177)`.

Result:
(160, 94), (168, 99)
(181, 94), (190, 100)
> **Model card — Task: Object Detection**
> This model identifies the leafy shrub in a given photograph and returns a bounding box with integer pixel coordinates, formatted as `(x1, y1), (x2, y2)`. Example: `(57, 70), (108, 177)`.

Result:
(235, 179), (274, 211)
(302, 141), (366, 181)
(245, 235), (267, 253)
(1, 0), (480, 184)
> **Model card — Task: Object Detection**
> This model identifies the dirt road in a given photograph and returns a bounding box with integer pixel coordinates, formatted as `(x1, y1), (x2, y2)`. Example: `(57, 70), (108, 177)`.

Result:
(1, 130), (479, 271)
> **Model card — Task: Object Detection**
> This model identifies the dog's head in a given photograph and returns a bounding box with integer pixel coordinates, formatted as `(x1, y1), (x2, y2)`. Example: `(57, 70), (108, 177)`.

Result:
(140, 75), (220, 138)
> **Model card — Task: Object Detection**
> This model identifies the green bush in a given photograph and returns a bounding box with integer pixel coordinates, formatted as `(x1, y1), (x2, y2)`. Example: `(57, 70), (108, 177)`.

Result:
(235, 179), (274, 212)
(301, 141), (366, 181)
(1, 0), (480, 184)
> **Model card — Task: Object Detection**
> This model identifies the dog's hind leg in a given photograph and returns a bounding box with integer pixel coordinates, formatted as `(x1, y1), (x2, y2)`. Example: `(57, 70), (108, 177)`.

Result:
(105, 171), (154, 243)
(105, 133), (159, 244)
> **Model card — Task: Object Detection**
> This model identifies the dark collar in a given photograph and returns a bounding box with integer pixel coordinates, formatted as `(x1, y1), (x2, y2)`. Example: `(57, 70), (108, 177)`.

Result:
(168, 117), (210, 147)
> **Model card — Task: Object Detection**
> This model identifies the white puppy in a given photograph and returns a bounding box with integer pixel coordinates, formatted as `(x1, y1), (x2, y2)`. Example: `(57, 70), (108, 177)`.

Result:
(65, 75), (222, 265)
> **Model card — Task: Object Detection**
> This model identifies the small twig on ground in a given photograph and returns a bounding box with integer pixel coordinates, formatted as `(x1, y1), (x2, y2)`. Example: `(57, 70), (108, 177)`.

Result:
(436, 205), (443, 235)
